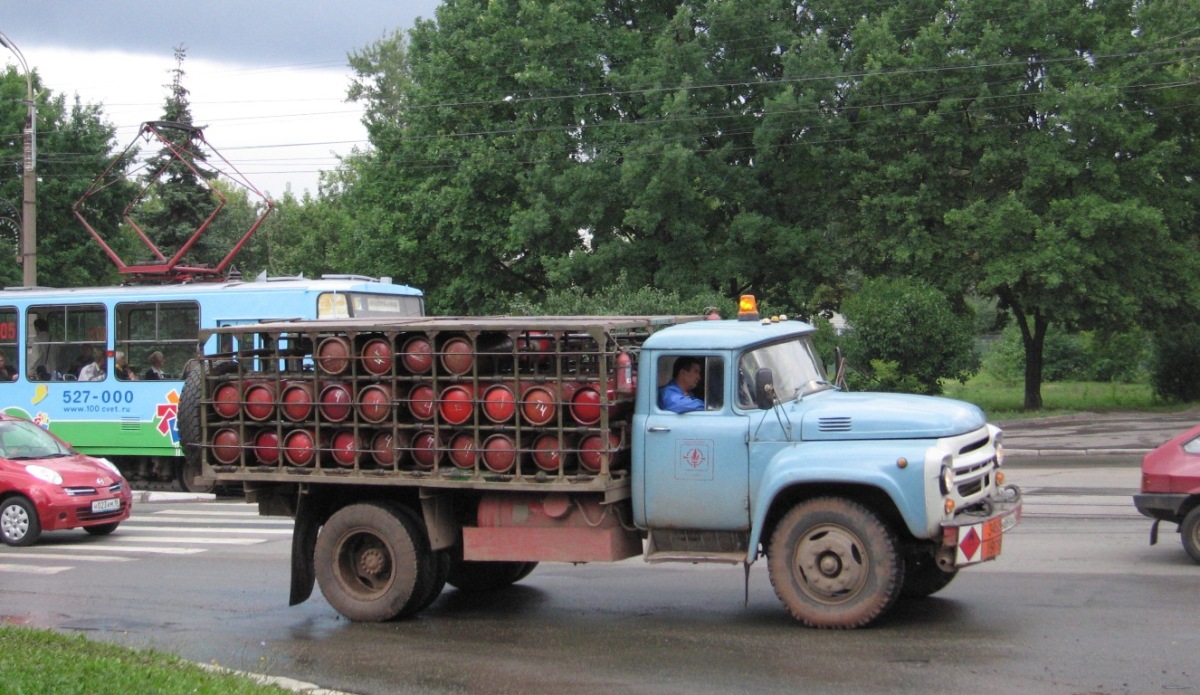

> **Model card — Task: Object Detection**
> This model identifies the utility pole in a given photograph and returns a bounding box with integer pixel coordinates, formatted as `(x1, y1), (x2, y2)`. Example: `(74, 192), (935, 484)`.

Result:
(0, 30), (36, 287)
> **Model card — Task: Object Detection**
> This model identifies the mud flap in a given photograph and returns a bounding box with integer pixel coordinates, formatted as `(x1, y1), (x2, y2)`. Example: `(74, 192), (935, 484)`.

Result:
(289, 495), (320, 606)
(1149, 519), (1161, 546)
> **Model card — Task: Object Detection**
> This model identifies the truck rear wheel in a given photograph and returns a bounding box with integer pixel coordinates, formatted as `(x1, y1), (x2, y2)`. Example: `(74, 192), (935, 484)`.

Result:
(1181, 507), (1200, 564)
(446, 552), (537, 593)
(768, 497), (902, 628)
(178, 361), (233, 495)
(315, 502), (426, 621)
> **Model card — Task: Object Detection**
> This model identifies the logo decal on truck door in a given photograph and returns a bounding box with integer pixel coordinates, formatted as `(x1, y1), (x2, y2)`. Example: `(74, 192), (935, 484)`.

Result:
(675, 439), (714, 480)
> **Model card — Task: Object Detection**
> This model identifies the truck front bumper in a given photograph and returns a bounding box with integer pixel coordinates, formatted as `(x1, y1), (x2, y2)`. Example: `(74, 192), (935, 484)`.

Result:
(940, 486), (1023, 568)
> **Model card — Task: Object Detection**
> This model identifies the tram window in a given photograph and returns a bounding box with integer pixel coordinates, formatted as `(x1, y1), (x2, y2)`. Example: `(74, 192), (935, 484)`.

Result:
(116, 301), (200, 381)
(0, 307), (17, 382)
(28, 304), (106, 381)
(318, 292), (423, 319)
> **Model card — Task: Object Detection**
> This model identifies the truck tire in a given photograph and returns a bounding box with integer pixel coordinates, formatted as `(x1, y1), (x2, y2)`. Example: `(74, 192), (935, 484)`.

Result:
(315, 502), (426, 621)
(178, 361), (236, 495)
(446, 550), (535, 593)
(767, 497), (903, 629)
(900, 551), (957, 598)
(390, 505), (449, 613)
(1181, 506), (1200, 564)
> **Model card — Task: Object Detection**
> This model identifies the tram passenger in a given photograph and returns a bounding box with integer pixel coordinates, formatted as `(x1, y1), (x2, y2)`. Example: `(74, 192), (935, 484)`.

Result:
(143, 351), (166, 380)
(78, 351), (107, 382)
(114, 351), (136, 380)
(0, 352), (17, 381)
(28, 318), (53, 381)
(69, 345), (95, 379)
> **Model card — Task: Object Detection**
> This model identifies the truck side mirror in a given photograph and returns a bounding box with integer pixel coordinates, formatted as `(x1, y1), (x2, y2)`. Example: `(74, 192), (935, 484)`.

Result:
(754, 368), (775, 410)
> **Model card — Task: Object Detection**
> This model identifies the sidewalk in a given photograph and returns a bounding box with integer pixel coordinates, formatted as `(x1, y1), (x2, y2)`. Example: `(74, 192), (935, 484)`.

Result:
(998, 409), (1198, 458)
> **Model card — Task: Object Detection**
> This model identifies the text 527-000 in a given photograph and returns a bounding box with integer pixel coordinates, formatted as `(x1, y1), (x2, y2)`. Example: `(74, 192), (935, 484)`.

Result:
(61, 390), (136, 405)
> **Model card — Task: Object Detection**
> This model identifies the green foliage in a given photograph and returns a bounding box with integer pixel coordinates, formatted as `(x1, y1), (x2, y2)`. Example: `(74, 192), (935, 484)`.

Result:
(981, 324), (1151, 385)
(840, 277), (977, 395)
(1150, 323), (1200, 403)
(508, 272), (734, 317)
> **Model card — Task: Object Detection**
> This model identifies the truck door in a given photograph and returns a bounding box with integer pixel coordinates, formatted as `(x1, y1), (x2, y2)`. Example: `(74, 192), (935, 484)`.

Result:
(640, 355), (750, 530)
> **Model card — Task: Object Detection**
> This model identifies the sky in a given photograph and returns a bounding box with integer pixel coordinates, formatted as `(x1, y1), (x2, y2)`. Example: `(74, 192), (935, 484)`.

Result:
(2, 1), (443, 197)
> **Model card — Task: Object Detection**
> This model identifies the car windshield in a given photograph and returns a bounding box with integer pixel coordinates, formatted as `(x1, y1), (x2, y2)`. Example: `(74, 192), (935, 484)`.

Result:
(0, 420), (74, 460)
(739, 336), (829, 405)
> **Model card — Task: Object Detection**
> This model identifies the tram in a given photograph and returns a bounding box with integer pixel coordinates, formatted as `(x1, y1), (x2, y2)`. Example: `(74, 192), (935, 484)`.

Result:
(0, 274), (424, 490)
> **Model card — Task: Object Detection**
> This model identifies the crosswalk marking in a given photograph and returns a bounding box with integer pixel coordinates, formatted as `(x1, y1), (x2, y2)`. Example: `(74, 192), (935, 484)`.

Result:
(149, 509), (266, 517)
(117, 524), (293, 535)
(135, 515), (293, 526)
(43, 544), (209, 554)
(102, 536), (268, 545)
(0, 553), (132, 562)
(0, 564), (72, 575)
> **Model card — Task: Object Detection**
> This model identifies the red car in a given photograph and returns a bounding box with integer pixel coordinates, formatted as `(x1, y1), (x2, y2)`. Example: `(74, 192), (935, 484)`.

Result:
(1134, 423), (1200, 564)
(0, 415), (133, 546)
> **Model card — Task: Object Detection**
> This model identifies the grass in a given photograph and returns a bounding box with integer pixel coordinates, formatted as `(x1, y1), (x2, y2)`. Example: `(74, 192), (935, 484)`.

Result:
(0, 625), (296, 695)
(941, 377), (1189, 421)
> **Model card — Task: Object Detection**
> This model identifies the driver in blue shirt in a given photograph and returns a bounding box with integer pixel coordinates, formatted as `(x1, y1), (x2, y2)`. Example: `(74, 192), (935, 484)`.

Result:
(659, 357), (705, 413)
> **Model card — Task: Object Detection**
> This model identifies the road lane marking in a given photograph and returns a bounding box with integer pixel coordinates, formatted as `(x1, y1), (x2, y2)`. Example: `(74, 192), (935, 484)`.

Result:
(0, 564), (71, 575)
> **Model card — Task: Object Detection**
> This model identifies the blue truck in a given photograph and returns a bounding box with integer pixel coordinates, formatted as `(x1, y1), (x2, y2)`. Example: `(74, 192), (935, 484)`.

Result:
(182, 298), (1021, 628)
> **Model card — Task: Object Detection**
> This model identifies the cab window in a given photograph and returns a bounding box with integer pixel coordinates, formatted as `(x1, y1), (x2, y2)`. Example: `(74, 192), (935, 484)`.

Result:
(656, 355), (724, 413)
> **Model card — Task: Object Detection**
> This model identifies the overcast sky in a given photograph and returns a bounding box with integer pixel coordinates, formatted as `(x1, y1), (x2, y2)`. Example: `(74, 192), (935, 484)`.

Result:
(2, 1), (443, 196)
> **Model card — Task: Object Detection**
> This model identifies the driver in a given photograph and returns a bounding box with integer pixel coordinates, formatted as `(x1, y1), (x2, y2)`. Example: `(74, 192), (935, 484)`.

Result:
(659, 357), (705, 413)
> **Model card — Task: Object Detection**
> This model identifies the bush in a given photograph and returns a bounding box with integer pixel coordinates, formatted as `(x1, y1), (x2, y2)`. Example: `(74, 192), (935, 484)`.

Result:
(839, 277), (978, 395)
(1151, 323), (1200, 403)
(980, 324), (1151, 385)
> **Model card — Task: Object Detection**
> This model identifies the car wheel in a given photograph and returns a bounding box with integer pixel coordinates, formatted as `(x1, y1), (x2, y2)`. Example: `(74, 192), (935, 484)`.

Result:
(84, 522), (120, 537)
(1, 496), (41, 547)
(1181, 506), (1200, 564)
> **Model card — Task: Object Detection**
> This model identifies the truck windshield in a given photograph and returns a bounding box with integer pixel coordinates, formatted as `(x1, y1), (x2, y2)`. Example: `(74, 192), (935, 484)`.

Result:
(738, 336), (828, 406)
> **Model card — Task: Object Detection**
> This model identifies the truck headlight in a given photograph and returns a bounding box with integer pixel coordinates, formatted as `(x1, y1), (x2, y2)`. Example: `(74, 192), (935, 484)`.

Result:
(940, 464), (955, 496)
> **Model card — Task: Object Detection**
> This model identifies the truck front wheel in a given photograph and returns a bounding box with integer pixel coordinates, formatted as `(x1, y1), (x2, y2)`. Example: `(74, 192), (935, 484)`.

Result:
(1181, 506), (1200, 564)
(768, 497), (903, 628)
(315, 502), (425, 621)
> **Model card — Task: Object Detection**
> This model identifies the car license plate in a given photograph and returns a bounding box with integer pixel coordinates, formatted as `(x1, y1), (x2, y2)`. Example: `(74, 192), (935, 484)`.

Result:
(91, 498), (121, 513)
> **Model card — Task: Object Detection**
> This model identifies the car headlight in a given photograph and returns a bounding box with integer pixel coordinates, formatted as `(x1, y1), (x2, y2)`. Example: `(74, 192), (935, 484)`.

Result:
(26, 464), (63, 485)
(95, 457), (122, 477)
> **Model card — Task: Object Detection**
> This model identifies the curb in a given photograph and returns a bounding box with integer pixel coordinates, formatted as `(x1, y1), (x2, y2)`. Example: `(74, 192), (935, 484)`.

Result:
(197, 663), (350, 695)
(1006, 448), (1147, 458)
(131, 490), (217, 504)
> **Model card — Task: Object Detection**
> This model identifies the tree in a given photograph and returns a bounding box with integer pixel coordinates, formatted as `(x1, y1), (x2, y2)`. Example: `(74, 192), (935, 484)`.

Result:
(1, 67), (136, 287)
(137, 46), (223, 269)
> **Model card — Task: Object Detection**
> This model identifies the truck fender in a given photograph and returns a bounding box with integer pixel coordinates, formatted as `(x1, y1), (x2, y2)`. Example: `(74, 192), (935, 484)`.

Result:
(289, 493), (323, 606)
(747, 444), (931, 560)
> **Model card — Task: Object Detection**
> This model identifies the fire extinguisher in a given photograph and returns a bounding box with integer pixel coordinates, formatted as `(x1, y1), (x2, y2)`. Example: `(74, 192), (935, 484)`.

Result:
(616, 351), (634, 394)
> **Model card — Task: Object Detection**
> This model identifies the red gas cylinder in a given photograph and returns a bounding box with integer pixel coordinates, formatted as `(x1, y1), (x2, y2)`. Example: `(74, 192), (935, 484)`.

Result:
(243, 382), (277, 422)
(481, 383), (516, 423)
(318, 382), (353, 423)
(211, 428), (242, 464)
(531, 433), (573, 472)
(212, 382), (242, 419)
(440, 336), (474, 376)
(401, 336), (434, 374)
(252, 430), (281, 465)
(569, 384), (603, 425)
(280, 382), (315, 422)
(316, 336), (352, 375)
(579, 432), (622, 473)
(521, 384), (558, 426)
(439, 384), (475, 425)
(360, 337), (394, 376)
(448, 432), (477, 469)
(411, 430), (440, 469)
(330, 430), (360, 467)
(481, 434), (517, 473)
(283, 429), (322, 467)
(408, 383), (436, 421)
(369, 430), (408, 468)
(518, 330), (553, 367)
(357, 384), (395, 424)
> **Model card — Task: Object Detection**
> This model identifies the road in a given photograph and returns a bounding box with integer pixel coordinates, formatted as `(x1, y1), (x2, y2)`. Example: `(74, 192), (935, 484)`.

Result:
(1, 456), (1197, 695)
